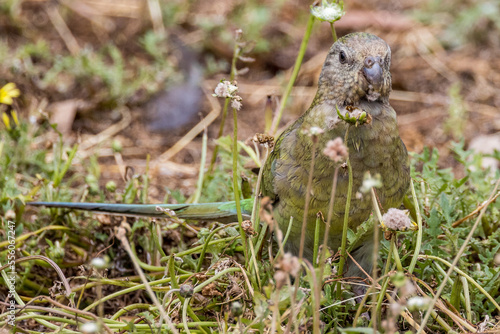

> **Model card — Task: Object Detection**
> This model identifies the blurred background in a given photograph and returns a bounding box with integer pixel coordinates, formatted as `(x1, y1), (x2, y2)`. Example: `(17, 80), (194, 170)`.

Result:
(1, 0), (499, 199)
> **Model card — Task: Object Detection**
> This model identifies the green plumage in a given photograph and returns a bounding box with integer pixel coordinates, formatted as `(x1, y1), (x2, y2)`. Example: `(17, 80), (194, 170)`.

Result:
(28, 33), (410, 278)
(28, 199), (253, 223)
(261, 32), (410, 277)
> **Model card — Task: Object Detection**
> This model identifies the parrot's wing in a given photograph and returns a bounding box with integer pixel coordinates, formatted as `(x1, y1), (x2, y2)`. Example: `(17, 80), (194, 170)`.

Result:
(28, 199), (254, 223)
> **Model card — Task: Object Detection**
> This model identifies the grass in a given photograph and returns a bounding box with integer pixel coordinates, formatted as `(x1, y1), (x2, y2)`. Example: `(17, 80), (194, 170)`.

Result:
(1, 1), (500, 333)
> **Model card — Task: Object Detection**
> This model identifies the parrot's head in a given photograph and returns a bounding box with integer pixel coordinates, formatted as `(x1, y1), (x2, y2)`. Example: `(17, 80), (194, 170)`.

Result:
(317, 32), (392, 105)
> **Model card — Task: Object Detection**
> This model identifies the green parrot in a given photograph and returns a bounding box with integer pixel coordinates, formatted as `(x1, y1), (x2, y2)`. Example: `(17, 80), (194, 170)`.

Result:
(28, 32), (410, 278)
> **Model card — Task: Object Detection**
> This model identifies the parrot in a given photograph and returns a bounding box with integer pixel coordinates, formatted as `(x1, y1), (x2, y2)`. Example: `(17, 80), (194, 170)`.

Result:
(28, 32), (410, 279)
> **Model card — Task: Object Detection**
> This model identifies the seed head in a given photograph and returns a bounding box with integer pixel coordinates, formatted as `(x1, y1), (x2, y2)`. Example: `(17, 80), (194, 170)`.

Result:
(276, 252), (300, 277)
(179, 284), (194, 298)
(323, 137), (348, 162)
(382, 208), (415, 231)
(252, 133), (275, 148)
(231, 98), (242, 110)
(274, 270), (288, 289)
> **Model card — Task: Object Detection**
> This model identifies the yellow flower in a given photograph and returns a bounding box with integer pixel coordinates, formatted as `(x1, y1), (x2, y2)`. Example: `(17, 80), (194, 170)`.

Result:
(0, 83), (21, 105)
(2, 112), (10, 130)
(11, 110), (19, 126)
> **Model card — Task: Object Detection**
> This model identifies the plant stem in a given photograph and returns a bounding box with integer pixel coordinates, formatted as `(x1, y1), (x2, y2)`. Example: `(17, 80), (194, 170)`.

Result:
(192, 128), (208, 203)
(272, 216), (294, 261)
(270, 14), (315, 135)
(408, 179), (422, 274)
(313, 214), (321, 267)
(208, 98), (231, 174)
(317, 166), (339, 323)
(183, 298), (192, 334)
(208, 36), (240, 174)
(251, 146), (269, 234)
(195, 223), (238, 273)
(336, 127), (352, 299)
(392, 240), (404, 272)
(298, 138), (318, 260)
(232, 106), (248, 265)
(330, 23), (337, 42)
(287, 136), (318, 334)
(370, 188), (380, 332)
(116, 227), (178, 334)
(375, 235), (395, 320)
(461, 276), (472, 322)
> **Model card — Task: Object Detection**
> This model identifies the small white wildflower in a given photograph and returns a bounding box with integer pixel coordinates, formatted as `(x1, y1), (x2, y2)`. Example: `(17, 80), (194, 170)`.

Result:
(382, 208), (415, 231)
(231, 97), (242, 110)
(323, 137), (348, 162)
(406, 296), (431, 311)
(90, 257), (108, 270)
(494, 253), (500, 266)
(213, 80), (238, 98)
(360, 172), (382, 193)
(309, 126), (324, 136)
(231, 301), (243, 317)
(81, 322), (99, 334)
(310, 0), (345, 23)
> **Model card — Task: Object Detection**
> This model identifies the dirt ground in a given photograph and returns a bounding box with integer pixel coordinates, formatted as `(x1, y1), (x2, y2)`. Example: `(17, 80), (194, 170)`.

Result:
(2, 0), (499, 199)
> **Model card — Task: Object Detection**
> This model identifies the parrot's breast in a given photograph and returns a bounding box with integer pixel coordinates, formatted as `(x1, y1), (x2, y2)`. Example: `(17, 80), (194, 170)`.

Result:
(268, 101), (410, 261)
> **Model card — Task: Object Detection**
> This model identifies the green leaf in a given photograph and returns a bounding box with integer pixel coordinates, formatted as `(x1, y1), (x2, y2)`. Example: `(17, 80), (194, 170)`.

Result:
(450, 275), (463, 311)
(427, 208), (442, 238)
(439, 193), (454, 224)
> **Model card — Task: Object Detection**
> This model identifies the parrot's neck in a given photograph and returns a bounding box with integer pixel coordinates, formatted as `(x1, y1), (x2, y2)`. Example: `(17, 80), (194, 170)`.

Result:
(299, 100), (398, 167)
(313, 79), (391, 107)
(304, 100), (390, 131)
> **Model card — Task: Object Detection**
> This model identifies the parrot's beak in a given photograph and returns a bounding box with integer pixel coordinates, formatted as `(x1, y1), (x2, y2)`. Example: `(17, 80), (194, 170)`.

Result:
(362, 56), (383, 91)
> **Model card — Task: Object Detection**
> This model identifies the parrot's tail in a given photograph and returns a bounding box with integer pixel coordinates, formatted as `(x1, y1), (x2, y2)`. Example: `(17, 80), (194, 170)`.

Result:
(28, 199), (254, 223)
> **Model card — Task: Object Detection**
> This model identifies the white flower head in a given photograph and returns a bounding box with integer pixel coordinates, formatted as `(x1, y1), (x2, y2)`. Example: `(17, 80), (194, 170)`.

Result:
(407, 296), (431, 311)
(382, 208), (416, 231)
(302, 126), (325, 137)
(231, 97), (242, 110)
(90, 257), (108, 269)
(311, 0), (345, 23)
(309, 126), (324, 136)
(213, 80), (238, 98)
(360, 172), (382, 193)
(81, 322), (99, 334)
(323, 137), (348, 162)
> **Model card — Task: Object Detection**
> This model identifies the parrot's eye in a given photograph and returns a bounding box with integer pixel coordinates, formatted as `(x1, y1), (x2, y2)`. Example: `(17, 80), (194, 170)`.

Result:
(339, 51), (347, 64)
